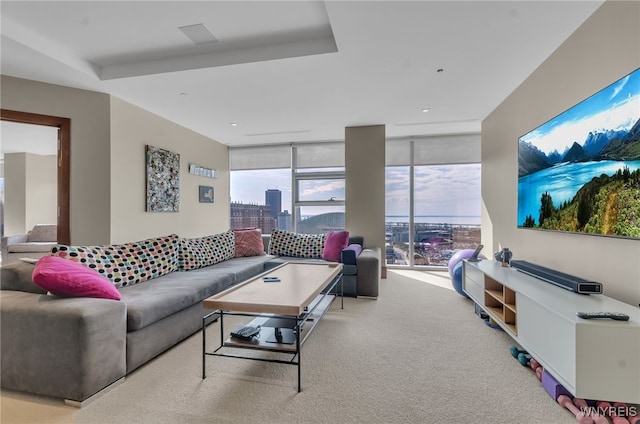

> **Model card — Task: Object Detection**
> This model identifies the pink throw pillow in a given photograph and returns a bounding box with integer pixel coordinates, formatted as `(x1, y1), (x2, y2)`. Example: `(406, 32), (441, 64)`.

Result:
(32, 256), (121, 300)
(233, 228), (265, 257)
(322, 231), (350, 262)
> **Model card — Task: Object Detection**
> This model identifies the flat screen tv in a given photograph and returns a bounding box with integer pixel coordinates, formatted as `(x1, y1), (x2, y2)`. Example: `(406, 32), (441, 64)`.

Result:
(517, 67), (640, 239)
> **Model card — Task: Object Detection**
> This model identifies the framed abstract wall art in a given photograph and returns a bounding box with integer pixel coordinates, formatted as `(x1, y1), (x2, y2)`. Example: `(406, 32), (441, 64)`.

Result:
(146, 145), (180, 212)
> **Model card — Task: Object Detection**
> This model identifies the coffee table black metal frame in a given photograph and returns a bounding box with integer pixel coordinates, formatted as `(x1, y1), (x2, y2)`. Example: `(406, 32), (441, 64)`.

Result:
(201, 269), (343, 392)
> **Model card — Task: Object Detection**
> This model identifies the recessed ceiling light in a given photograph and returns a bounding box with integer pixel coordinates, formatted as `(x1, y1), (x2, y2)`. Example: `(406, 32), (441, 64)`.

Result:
(437, 68), (444, 73)
(421, 108), (430, 113)
(229, 123), (238, 127)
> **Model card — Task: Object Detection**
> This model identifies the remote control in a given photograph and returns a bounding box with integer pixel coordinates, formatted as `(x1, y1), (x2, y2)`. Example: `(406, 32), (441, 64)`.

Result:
(576, 312), (630, 321)
(262, 276), (280, 282)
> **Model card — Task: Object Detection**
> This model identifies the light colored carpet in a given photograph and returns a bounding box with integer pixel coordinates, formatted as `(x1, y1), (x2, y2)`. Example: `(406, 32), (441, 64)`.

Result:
(1, 270), (578, 424)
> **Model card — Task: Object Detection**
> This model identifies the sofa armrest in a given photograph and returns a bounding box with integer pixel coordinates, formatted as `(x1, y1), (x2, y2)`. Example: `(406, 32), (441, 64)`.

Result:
(1, 235), (28, 264)
(356, 247), (381, 297)
(2, 234), (29, 247)
(0, 291), (127, 402)
(341, 244), (363, 266)
(2, 234), (28, 255)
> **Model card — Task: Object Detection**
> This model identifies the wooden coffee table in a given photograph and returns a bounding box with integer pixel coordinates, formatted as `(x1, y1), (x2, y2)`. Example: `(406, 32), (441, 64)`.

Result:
(201, 262), (343, 392)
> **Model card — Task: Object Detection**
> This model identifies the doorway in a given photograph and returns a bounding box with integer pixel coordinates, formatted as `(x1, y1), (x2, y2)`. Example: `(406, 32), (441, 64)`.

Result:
(0, 109), (70, 244)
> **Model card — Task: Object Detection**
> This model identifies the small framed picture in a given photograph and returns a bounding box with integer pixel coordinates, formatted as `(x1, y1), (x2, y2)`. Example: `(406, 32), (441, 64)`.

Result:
(199, 185), (214, 203)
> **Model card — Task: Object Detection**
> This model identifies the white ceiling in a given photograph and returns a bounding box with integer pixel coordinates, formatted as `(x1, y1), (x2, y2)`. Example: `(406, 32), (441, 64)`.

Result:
(0, 1), (604, 147)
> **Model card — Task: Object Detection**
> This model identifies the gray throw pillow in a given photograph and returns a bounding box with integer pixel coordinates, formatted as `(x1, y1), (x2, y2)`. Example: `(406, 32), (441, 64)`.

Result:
(0, 261), (47, 294)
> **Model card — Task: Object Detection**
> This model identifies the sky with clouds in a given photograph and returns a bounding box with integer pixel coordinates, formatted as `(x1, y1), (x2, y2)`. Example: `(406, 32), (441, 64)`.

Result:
(231, 163), (481, 221)
(519, 68), (640, 154)
(385, 164), (481, 218)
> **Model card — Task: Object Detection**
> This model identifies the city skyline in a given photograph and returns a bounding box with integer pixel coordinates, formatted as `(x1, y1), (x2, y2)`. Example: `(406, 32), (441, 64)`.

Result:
(265, 188), (282, 219)
(230, 164), (481, 222)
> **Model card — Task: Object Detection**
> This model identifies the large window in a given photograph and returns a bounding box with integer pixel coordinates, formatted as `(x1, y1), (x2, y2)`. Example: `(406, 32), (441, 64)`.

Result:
(385, 166), (410, 264)
(230, 169), (291, 232)
(230, 136), (481, 259)
(229, 143), (345, 234)
(386, 135), (482, 268)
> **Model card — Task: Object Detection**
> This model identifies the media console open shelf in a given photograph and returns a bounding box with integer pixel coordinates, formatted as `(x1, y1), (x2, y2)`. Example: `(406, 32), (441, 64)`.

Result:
(484, 277), (517, 335)
(463, 259), (639, 404)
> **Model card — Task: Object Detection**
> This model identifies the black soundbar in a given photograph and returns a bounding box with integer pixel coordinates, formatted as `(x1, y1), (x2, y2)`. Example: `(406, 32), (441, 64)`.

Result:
(510, 260), (603, 294)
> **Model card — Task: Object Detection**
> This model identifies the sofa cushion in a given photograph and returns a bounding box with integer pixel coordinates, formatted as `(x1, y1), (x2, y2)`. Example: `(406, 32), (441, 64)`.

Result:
(121, 268), (232, 331)
(122, 255), (273, 331)
(50, 234), (179, 288)
(268, 230), (326, 259)
(32, 256), (121, 300)
(7, 242), (56, 253)
(178, 230), (235, 270)
(233, 228), (265, 257)
(322, 231), (350, 262)
(0, 261), (47, 294)
(26, 224), (57, 242)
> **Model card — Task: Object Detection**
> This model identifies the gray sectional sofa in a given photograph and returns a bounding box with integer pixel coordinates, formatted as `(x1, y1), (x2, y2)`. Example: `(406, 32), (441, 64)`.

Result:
(0, 230), (380, 405)
(1, 224), (58, 265)
(262, 233), (381, 297)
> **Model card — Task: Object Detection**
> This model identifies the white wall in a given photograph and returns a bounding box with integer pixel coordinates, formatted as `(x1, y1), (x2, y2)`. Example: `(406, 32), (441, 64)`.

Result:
(25, 153), (57, 230)
(109, 97), (230, 243)
(1, 76), (111, 244)
(1, 76), (230, 245)
(482, 0), (640, 305)
(2, 153), (56, 235)
(3, 153), (26, 235)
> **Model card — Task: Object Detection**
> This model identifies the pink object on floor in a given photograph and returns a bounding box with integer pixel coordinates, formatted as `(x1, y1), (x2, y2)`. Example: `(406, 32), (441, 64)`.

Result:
(529, 358), (540, 369)
(529, 358), (543, 381)
(558, 395), (595, 424)
(597, 401), (630, 424)
(573, 398), (609, 424)
(612, 415), (630, 424)
(612, 417), (630, 424)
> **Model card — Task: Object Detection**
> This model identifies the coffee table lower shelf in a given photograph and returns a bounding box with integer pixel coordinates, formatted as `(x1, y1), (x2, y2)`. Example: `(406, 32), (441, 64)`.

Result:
(202, 293), (340, 392)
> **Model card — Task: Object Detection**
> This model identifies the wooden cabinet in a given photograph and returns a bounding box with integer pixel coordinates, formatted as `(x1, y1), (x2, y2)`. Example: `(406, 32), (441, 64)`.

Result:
(484, 277), (517, 335)
(463, 259), (640, 404)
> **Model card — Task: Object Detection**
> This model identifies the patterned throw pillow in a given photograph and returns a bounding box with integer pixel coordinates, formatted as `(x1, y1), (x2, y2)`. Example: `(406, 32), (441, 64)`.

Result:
(178, 230), (235, 270)
(50, 234), (179, 288)
(233, 228), (265, 257)
(268, 229), (326, 258)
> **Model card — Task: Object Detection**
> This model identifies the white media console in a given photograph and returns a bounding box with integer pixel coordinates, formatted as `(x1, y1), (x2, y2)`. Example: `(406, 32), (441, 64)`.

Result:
(463, 259), (639, 404)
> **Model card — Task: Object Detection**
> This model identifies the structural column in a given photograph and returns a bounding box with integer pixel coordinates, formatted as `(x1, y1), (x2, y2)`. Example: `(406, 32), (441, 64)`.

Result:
(345, 125), (385, 264)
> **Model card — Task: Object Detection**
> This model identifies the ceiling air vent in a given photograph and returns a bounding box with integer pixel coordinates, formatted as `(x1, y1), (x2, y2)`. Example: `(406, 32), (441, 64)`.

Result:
(178, 23), (219, 45)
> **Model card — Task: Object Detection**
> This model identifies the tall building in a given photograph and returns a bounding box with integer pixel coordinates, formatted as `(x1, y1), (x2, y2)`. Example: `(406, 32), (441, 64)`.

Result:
(265, 189), (281, 220)
(277, 210), (292, 231)
(229, 202), (276, 233)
